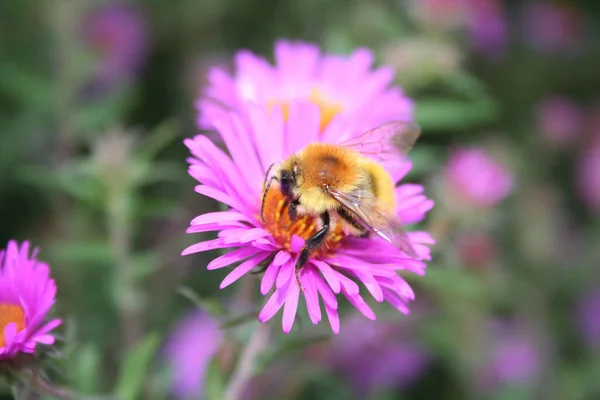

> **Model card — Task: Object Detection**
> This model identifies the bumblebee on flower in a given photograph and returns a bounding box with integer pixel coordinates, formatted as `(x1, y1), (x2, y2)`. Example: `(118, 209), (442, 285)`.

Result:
(183, 40), (434, 333)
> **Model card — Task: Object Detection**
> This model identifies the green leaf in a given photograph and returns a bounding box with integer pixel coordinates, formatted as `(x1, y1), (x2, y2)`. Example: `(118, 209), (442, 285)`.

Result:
(115, 332), (160, 400)
(205, 358), (226, 400)
(176, 286), (228, 318)
(415, 98), (497, 131)
(71, 343), (101, 394)
(219, 312), (258, 330)
(260, 334), (331, 369)
(139, 119), (179, 160)
(0, 63), (53, 110)
(50, 241), (114, 265)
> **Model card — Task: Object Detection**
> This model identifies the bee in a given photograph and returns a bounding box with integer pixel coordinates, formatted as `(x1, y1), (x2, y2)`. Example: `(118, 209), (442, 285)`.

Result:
(260, 121), (422, 281)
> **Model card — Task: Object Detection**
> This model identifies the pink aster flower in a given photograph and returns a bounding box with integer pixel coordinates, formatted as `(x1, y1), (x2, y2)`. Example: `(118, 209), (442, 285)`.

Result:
(83, 2), (148, 86)
(164, 310), (222, 399)
(466, 0), (507, 56)
(198, 40), (413, 135)
(444, 146), (514, 208)
(536, 96), (584, 147)
(0, 240), (61, 360)
(182, 103), (434, 334)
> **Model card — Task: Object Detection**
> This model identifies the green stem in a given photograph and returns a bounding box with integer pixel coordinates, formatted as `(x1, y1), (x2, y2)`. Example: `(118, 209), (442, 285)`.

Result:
(223, 322), (270, 400)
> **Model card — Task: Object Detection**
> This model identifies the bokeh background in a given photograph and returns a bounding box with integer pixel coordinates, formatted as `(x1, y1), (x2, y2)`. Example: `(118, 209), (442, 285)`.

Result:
(1, 0), (599, 399)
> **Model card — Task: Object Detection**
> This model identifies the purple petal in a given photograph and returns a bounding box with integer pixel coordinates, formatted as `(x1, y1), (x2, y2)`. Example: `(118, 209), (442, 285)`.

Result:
(345, 293), (376, 321)
(220, 252), (270, 288)
(207, 247), (260, 270)
(282, 280), (300, 333)
(181, 239), (231, 256)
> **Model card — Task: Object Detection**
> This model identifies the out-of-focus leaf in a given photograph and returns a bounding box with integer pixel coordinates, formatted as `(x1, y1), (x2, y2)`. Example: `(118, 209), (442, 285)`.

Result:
(219, 312), (257, 330)
(139, 119), (179, 160)
(71, 343), (101, 394)
(50, 241), (114, 264)
(415, 98), (497, 131)
(420, 267), (485, 299)
(406, 146), (443, 178)
(260, 334), (331, 369)
(132, 251), (162, 280)
(75, 90), (134, 135)
(176, 286), (228, 318)
(0, 63), (53, 110)
(115, 332), (160, 400)
(205, 357), (226, 400)
(51, 241), (114, 265)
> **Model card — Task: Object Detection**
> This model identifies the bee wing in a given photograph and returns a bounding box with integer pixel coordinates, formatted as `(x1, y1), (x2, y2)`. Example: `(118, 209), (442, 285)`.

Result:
(338, 121), (421, 162)
(325, 186), (420, 260)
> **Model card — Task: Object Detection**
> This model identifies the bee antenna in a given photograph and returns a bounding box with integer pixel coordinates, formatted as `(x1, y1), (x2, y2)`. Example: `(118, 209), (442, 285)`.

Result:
(260, 163), (277, 224)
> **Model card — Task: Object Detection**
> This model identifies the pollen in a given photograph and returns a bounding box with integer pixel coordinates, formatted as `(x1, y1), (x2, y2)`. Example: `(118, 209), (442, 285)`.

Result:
(267, 88), (344, 132)
(261, 189), (346, 257)
(0, 303), (26, 348)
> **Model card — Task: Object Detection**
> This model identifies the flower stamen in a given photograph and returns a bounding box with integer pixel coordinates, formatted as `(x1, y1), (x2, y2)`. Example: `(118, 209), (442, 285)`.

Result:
(0, 303), (26, 348)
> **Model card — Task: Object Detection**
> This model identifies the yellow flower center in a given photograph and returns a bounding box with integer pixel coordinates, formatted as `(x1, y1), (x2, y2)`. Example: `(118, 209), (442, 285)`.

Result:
(261, 189), (345, 257)
(0, 303), (26, 348)
(268, 88), (344, 131)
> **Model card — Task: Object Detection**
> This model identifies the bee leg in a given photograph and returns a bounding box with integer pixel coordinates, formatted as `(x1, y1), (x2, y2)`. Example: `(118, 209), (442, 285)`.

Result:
(337, 207), (369, 237)
(288, 199), (300, 222)
(296, 211), (330, 291)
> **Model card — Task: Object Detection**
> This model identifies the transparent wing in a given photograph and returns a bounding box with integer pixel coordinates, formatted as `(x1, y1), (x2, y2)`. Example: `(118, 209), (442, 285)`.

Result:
(325, 186), (420, 259)
(338, 121), (421, 162)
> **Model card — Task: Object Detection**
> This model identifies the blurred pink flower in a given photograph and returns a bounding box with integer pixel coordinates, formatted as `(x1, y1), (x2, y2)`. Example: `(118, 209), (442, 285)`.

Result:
(165, 311), (222, 399)
(84, 3), (148, 85)
(467, 0), (508, 56)
(479, 321), (542, 388)
(576, 134), (600, 211)
(578, 290), (600, 349)
(198, 39), (413, 134)
(444, 147), (514, 207)
(536, 96), (584, 147)
(0, 240), (61, 360)
(523, 1), (584, 53)
(184, 97), (434, 333)
(322, 315), (430, 395)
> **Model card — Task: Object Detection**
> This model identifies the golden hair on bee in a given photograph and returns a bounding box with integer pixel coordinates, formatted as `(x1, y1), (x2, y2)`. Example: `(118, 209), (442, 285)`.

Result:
(260, 120), (422, 288)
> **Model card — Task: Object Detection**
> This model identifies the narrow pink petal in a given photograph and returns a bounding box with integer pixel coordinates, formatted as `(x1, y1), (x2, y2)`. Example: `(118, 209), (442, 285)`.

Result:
(260, 261), (281, 295)
(181, 238), (231, 256)
(207, 247), (260, 270)
(336, 272), (360, 295)
(220, 252), (270, 289)
(273, 251), (291, 266)
(301, 268), (321, 324)
(310, 260), (341, 293)
(314, 276), (338, 309)
(353, 270), (384, 302)
(345, 293), (376, 321)
(3, 323), (18, 345)
(33, 334), (55, 345)
(276, 262), (294, 288)
(324, 303), (340, 334)
(194, 185), (243, 210)
(190, 211), (250, 226)
(34, 319), (61, 336)
(282, 280), (300, 334)
(258, 279), (292, 322)
(239, 228), (271, 243)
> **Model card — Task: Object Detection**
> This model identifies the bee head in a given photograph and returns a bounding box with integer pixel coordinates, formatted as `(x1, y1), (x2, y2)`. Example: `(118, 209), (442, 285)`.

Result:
(279, 168), (297, 200)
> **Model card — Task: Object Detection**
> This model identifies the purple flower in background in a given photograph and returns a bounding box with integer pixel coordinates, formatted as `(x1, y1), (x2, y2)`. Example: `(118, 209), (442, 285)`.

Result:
(467, 0), (507, 56)
(198, 40), (413, 134)
(319, 315), (430, 395)
(0, 241), (61, 360)
(577, 134), (600, 212)
(84, 3), (148, 85)
(578, 290), (600, 349)
(410, 0), (471, 31)
(537, 96), (584, 147)
(165, 311), (222, 399)
(183, 97), (434, 333)
(479, 320), (542, 389)
(444, 147), (514, 207)
(523, 1), (583, 53)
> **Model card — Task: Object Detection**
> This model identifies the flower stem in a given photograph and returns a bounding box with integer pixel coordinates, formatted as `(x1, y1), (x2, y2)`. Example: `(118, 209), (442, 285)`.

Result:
(223, 322), (270, 400)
